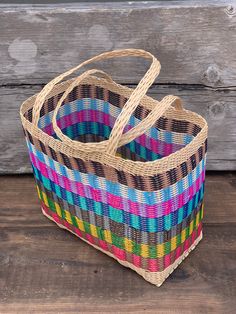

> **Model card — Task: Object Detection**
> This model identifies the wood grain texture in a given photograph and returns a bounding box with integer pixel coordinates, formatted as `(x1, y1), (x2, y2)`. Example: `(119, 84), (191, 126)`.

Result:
(0, 1), (236, 173)
(0, 1), (235, 87)
(0, 173), (235, 313)
(0, 84), (235, 173)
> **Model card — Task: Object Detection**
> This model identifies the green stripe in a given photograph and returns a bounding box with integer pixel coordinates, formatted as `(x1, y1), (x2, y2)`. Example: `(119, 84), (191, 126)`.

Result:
(38, 187), (203, 258)
(34, 166), (204, 233)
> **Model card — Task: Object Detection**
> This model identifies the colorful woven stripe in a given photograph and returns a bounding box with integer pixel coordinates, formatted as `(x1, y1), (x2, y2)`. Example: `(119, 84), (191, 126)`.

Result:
(41, 200), (203, 272)
(22, 82), (207, 286)
(25, 127), (207, 192)
(38, 99), (194, 160)
(37, 179), (203, 245)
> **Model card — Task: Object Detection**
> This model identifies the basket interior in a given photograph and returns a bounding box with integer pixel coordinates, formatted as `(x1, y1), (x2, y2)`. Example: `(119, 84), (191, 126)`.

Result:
(25, 84), (201, 162)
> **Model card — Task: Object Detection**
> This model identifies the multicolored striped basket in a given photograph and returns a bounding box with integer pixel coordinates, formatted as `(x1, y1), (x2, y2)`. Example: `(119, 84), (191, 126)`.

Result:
(20, 49), (208, 286)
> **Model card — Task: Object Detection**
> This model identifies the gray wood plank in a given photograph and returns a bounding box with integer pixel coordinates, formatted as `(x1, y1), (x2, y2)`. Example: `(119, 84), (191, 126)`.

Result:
(1, 84), (236, 173)
(1, 225), (235, 313)
(0, 174), (235, 313)
(0, 1), (235, 87)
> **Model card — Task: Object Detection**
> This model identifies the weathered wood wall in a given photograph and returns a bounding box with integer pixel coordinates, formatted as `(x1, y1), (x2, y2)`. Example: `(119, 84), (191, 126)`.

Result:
(0, 1), (236, 173)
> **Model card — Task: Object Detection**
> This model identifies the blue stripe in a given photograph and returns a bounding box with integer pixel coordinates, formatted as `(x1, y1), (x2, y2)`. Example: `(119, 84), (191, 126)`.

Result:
(38, 98), (194, 145)
(27, 139), (205, 205)
(34, 164), (204, 232)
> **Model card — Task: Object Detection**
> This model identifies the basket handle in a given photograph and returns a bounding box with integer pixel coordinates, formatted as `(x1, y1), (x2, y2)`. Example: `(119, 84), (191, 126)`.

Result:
(51, 68), (119, 151)
(32, 49), (160, 126)
(116, 95), (182, 149)
(51, 68), (182, 153)
(86, 70), (114, 83)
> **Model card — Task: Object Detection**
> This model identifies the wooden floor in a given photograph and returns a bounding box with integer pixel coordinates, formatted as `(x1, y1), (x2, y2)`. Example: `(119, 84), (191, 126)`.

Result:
(0, 173), (235, 313)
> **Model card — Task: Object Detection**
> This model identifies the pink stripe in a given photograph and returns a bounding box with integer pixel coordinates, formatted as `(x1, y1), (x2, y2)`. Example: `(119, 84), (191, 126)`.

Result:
(98, 239), (109, 251)
(41, 202), (202, 271)
(74, 227), (83, 238)
(132, 255), (141, 269)
(163, 254), (171, 271)
(175, 246), (182, 260)
(139, 134), (146, 147)
(103, 112), (110, 126)
(32, 152), (205, 219)
(86, 234), (95, 245)
(112, 246), (126, 261)
(42, 109), (184, 156)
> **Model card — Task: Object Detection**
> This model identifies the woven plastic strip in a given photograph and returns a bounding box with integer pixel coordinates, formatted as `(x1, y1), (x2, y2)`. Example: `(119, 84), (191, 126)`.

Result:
(20, 48), (208, 286)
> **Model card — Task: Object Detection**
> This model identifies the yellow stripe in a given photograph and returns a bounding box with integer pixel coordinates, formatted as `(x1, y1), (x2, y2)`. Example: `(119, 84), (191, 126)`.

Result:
(171, 234), (177, 251)
(124, 238), (133, 253)
(141, 244), (149, 258)
(75, 216), (85, 232)
(42, 191), (49, 207)
(181, 228), (186, 244)
(90, 225), (98, 238)
(64, 210), (72, 224)
(189, 220), (194, 235)
(196, 210), (200, 226)
(55, 202), (62, 218)
(40, 192), (202, 258)
(36, 185), (41, 199)
(156, 243), (164, 258)
(103, 230), (112, 244)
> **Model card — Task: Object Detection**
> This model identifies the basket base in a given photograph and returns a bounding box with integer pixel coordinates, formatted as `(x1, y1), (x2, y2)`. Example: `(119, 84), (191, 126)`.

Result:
(41, 206), (203, 287)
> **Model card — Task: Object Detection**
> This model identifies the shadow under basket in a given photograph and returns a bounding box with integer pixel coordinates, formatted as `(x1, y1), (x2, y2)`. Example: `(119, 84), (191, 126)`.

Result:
(20, 49), (208, 286)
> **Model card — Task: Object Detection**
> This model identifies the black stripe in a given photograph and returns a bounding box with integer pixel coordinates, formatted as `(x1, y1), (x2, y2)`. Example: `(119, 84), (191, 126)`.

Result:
(25, 131), (206, 192)
(36, 178), (203, 245)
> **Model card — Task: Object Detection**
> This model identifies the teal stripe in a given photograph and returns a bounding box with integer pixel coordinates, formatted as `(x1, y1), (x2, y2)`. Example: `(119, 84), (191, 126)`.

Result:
(27, 139), (206, 205)
(33, 164), (205, 233)
(38, 98), (194, 145)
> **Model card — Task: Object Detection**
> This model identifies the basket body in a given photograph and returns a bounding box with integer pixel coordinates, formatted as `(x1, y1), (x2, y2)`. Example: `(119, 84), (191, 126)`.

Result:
(20, 50), (207, 286)
(21, 80), (207, 286)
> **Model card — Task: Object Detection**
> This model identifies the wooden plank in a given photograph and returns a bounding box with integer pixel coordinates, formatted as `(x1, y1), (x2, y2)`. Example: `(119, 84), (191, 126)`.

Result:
(204, 172), (236, 223)
(0, 1), (235, 87)
(149, 85), (236, 170)
(0, 85), (42, 174)
(0, 174), (235, 313)
(0, 224), (235, 313)
(1, 84), (236, 173)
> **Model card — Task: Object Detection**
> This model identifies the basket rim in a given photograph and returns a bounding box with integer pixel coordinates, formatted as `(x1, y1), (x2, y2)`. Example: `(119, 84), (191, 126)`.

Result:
(20, 75), (208, 176)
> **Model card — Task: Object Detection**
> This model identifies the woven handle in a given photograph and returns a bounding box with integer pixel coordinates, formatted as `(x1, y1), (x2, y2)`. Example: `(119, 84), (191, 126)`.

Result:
(51, 68), (183, 153)
(32, 48), (183, 155)
(117, 95), (182, 148)
(32, 49), (160, 126)
(87, 71), (114, 83)
(52, 68), (116, 151)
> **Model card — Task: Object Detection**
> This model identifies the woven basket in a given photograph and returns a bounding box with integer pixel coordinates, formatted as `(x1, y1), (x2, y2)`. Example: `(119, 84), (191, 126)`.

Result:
(20, 49), (208, 286)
